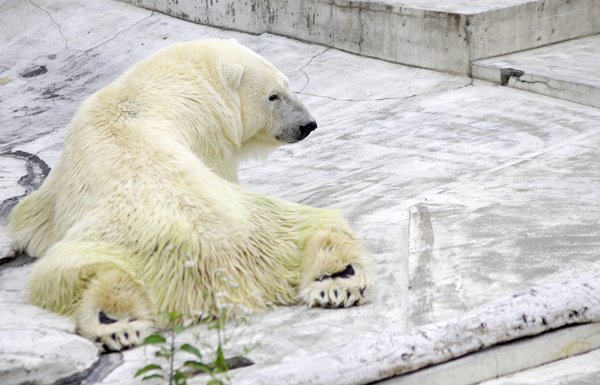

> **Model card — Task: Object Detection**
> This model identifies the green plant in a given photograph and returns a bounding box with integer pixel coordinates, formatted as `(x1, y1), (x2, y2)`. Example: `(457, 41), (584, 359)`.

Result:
(134, 311), (211, 385)
(134, 270), (261, 385)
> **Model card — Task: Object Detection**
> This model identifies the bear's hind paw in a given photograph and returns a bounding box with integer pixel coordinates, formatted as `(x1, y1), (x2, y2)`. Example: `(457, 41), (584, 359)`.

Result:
(301, 264), (370, 308)
(79, 312), (154, 352)
(98, 319), (154, 352)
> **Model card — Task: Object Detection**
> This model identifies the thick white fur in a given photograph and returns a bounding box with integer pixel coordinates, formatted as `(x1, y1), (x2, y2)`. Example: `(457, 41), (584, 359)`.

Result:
(8, 39), (374, 351)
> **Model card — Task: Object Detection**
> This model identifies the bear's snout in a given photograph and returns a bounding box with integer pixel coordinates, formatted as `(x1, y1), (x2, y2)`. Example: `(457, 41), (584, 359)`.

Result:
(299, 121), (318, 140)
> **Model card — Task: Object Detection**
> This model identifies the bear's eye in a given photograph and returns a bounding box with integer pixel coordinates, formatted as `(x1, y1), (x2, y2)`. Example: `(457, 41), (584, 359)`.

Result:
(269, 94), (279, 101)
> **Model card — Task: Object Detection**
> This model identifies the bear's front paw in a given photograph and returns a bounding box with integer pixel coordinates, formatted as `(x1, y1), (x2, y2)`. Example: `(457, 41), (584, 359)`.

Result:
(79, 311), (154, 352)
(301, 265), (371, 308)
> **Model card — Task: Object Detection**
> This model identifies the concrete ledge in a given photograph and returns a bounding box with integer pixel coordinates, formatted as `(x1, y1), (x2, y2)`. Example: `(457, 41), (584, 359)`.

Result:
(473, 33), (600, 109)
(376, 322), (600, 385)
(0, 328), (100, 385)
(121, 0), (600, 75)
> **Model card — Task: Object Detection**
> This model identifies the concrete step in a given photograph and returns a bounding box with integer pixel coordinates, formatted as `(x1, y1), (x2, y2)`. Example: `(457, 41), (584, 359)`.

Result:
(473, 33), (600, 109)
(122, 0), (600, 76)
(375, 323), (600, 385)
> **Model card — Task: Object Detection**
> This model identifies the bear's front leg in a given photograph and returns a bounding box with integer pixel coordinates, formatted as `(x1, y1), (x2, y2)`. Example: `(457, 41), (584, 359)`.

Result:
(298, 228), (373, 308)
(76, 268), (155, 351)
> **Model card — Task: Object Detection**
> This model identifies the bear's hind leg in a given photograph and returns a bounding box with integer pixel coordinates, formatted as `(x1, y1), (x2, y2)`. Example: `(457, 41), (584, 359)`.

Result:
(299, 228), (373, 308)
(76, 268), (155, 351)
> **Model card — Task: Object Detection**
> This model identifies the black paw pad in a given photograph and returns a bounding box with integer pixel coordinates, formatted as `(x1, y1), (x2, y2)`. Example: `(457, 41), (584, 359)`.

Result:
(99, 311), (118, 325)
(320, 291), (325, 298)
(331, 265), (355, 279)
(316, 265), (355, 281)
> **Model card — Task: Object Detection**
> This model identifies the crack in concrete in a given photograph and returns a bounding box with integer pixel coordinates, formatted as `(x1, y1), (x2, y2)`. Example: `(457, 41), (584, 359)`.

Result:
(29, 0), (68, 51)
(432, 126), (600, 206)
(0, 3), (18, 14)
(300, 81), (472, 104)
(357, 8), (365, 53)
(513, 78), (552, 87)
(83, 11), (156, 55)
(311, 82), (472, 129)
(321, 323), (382, 333)
(494, 351), (499, 379)
(298, 48), (331, 93)
(542, 3), (593, 20)
(466, 15), (474, 77)
(298, 92), (416, 102)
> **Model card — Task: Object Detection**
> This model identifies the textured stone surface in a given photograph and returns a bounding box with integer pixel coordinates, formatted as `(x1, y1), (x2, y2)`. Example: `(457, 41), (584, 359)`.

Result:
(473, 33), (600, 109)
(120, 0), (600, 75)
(0, 328), (100, 385)
(377, 323), (600, 385)
(403, 87), (600, 327)
(0, 263), (100, 385)
(1, 0), (600, 384)
(479, 347), (600, 385)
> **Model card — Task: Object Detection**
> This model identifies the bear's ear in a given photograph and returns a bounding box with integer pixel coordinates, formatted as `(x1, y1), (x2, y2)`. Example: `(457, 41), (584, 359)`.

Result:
(220, 63), (244, 90)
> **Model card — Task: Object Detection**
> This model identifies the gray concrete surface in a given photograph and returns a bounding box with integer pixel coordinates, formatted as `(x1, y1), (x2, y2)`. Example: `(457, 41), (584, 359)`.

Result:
(121, 0), (600, 75)
(473, 33), (600, 109)
(480, 348), (600, 385)
(376, 323), (600, 385)
(1, 0), (600, 384)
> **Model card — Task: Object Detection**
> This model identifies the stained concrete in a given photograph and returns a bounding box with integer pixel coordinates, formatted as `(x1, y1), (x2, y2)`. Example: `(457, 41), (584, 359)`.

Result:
(1, 0), (600, 384)
(375, 323), (600, 385)
(479, 348), (600, 385)
(0, 262), (100, 385)
(473, 33), (600, 109)
(120, 0), (600, 75)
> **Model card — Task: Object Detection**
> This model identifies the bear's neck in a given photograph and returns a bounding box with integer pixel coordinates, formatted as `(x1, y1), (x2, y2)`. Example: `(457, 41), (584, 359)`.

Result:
(167, 121), (240, 184)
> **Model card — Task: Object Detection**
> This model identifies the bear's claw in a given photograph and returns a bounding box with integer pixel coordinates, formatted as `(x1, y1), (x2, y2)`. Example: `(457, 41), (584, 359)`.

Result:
(95, 318), (153, 352)
(78, 311), (154, 352)
(301, 264), (371, 308)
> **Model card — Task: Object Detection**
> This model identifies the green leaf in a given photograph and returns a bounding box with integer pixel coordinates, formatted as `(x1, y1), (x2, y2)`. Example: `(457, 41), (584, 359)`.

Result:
(142, 374), (165, 381)
(171, 325), (186, 333)
(179, 344), (202, 359)
(184, 360), (212, 374)
(213, 346), (228, 371)
(142, 334), (166, 345)
(134, 364), (163, 377)
(155, 351), (171, 358)
(173, 370), (191, 383)
(158, 311), (177, 321)
(208, 323), (223, 331)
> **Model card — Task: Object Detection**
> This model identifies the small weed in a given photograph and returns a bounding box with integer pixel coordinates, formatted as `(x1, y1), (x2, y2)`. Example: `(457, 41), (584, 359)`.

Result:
(135, 270), (261, 385)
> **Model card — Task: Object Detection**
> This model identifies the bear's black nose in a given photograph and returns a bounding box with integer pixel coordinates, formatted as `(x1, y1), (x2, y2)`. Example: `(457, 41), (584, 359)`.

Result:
(299, 121), (318, 139)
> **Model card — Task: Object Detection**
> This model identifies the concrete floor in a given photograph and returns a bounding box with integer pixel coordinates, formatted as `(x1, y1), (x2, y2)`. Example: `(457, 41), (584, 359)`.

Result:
(0, 0), (599, 384)
(474, 33), (600, 109)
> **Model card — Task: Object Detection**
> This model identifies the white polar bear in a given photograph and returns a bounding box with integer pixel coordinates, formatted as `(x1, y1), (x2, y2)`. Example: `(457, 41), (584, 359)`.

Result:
(8, 39), (373, 351)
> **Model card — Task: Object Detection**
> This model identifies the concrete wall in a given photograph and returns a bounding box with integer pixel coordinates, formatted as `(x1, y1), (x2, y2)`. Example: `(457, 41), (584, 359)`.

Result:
(121, 0), (600, 76)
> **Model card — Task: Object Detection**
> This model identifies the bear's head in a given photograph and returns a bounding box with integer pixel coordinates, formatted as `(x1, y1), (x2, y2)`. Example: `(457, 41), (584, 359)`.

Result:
(214, 39), (318, 157)
(118, 39), (318, 181)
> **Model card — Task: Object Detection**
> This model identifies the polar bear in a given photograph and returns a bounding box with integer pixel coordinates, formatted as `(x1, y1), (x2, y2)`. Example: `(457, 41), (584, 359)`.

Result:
(8, 39), (373, 351)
